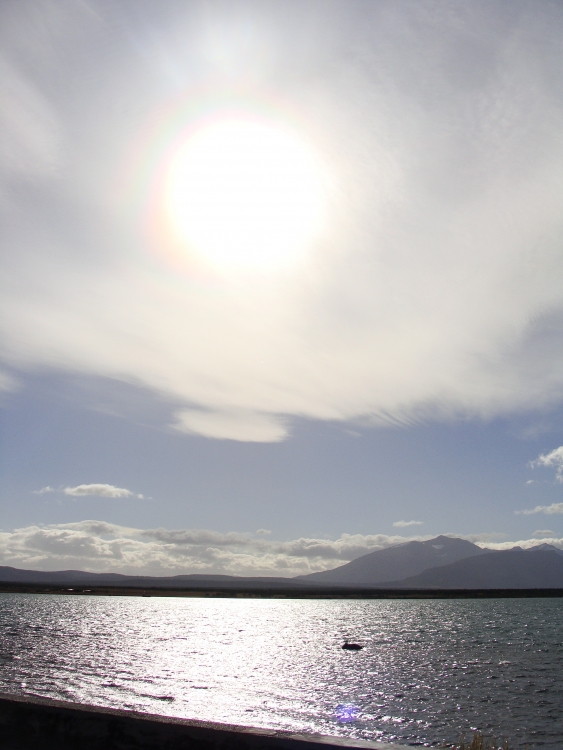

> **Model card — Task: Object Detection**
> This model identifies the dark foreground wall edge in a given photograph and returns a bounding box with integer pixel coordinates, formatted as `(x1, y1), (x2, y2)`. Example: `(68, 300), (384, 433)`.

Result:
(0, 693), (405, 750)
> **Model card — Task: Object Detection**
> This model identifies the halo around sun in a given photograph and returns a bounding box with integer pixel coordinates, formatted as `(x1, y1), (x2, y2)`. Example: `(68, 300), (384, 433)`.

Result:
(141, 108), (326, 275)
(165, 116), (324, 271)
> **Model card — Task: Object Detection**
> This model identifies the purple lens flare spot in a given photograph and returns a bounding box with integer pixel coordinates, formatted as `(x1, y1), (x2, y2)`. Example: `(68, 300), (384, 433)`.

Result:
(335, 703), (360, 722)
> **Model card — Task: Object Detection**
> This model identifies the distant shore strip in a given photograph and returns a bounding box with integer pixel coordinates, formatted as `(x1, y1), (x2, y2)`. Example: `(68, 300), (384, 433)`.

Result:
(1, 583), (562, 598)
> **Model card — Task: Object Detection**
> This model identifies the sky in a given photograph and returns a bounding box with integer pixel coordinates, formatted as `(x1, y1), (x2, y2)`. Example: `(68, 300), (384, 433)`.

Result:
(1, 0), (563, 576)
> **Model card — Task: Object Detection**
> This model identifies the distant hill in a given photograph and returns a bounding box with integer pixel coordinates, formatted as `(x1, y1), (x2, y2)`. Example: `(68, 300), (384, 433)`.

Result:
(0, 566), (313, 589)
(383, 549), (563, 588)
(297, 535), (488, 585)
(523, 543), (563, 556)
(1, 538), (561, 591)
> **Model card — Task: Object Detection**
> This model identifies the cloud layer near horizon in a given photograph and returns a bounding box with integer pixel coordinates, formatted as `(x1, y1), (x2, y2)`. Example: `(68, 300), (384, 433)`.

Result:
(2, 3), (563, 440)
(0, 521), (560, 577)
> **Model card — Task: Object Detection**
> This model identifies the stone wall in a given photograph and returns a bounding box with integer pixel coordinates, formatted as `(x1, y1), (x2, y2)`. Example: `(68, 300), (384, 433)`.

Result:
(0, 693), (404, 750)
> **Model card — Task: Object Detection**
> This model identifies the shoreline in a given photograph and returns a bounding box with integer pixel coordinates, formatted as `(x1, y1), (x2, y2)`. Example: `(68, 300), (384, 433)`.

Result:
(1, 583), (562, 598)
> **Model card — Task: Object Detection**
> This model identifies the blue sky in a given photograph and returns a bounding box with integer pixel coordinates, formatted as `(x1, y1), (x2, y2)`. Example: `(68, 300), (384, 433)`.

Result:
(1, 0), (563, 574)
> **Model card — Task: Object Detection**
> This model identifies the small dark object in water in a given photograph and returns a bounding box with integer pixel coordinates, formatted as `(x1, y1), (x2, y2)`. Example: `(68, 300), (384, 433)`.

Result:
(342, 642), (363, 650)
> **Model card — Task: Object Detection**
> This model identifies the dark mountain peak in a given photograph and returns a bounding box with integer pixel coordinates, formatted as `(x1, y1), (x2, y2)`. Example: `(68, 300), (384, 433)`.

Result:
(421, 535), (476, 549)
(385, 549), (563, 589)
(526, 543), (563, 555)
(298, 534), (486, 585)
(425, 534), (453, 544)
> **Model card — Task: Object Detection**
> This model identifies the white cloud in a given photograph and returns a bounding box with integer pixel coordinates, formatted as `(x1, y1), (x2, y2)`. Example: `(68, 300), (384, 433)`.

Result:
(0, 370), (18, 392)
(256, 529), (272, 535)
(393, 520), (424, 528)
(0, 522), (560, 576)
(475, 537), (563, 551)
(533, 530), (555, 538)
(63, 484), (143, 499)
(3, 4), (563, 440)
(463, 532), (508, 543)
(174, 409), (287, 442)
(0, 522), (427, 576)
(0, 54), (60, 185)
(515, 502), (563, 516)
(32, 486), (54, 495)
(530, 446), (563, 483)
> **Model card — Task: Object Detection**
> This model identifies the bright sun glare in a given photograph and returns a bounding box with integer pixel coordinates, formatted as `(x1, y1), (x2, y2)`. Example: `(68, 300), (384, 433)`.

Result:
(164, 116), (325, 272)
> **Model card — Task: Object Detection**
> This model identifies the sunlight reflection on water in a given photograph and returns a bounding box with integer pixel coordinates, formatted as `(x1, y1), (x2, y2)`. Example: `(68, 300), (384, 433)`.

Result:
(0, 595), (562, 748)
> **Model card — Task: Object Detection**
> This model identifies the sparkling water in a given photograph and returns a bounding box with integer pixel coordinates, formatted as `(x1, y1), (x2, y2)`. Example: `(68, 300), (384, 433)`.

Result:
(0, 594), (561, 747)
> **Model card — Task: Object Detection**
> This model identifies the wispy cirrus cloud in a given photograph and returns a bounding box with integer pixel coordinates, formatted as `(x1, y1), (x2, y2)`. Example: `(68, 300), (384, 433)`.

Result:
(0, 370), (18, 393)
(2, 3), (563, 441)
(0, 53), (60, 183)
(515, 502), (563, 516)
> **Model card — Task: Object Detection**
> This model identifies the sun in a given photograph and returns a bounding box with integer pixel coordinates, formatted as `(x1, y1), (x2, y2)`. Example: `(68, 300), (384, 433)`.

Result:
(162, 114), (325, 272)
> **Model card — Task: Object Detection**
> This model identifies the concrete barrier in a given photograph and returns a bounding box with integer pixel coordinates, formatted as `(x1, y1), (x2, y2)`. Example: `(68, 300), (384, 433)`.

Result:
(0, 693), (405, 750)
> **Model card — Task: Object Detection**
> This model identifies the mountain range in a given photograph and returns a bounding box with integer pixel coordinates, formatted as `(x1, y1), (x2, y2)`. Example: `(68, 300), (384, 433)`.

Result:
(383, 548), (563, 589)
(296, 535), (488, 585)
(1, 536), (562, 589)
(297, 536), (563, 588)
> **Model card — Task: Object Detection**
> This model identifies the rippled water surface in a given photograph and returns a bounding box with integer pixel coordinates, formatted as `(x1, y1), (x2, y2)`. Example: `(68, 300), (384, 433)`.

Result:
(0, 595), (562, 747)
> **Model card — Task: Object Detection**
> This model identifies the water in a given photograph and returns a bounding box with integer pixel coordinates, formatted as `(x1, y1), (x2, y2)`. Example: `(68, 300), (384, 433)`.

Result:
(0, 594), (561, 748)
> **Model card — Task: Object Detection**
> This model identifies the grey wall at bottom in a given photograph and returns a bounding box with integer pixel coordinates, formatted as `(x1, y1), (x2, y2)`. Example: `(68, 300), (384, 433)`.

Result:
(0, 693), (404, 750)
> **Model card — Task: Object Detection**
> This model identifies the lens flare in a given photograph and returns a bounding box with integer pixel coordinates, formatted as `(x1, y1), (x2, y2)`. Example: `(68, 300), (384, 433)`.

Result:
(335, 703), (361, 723)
